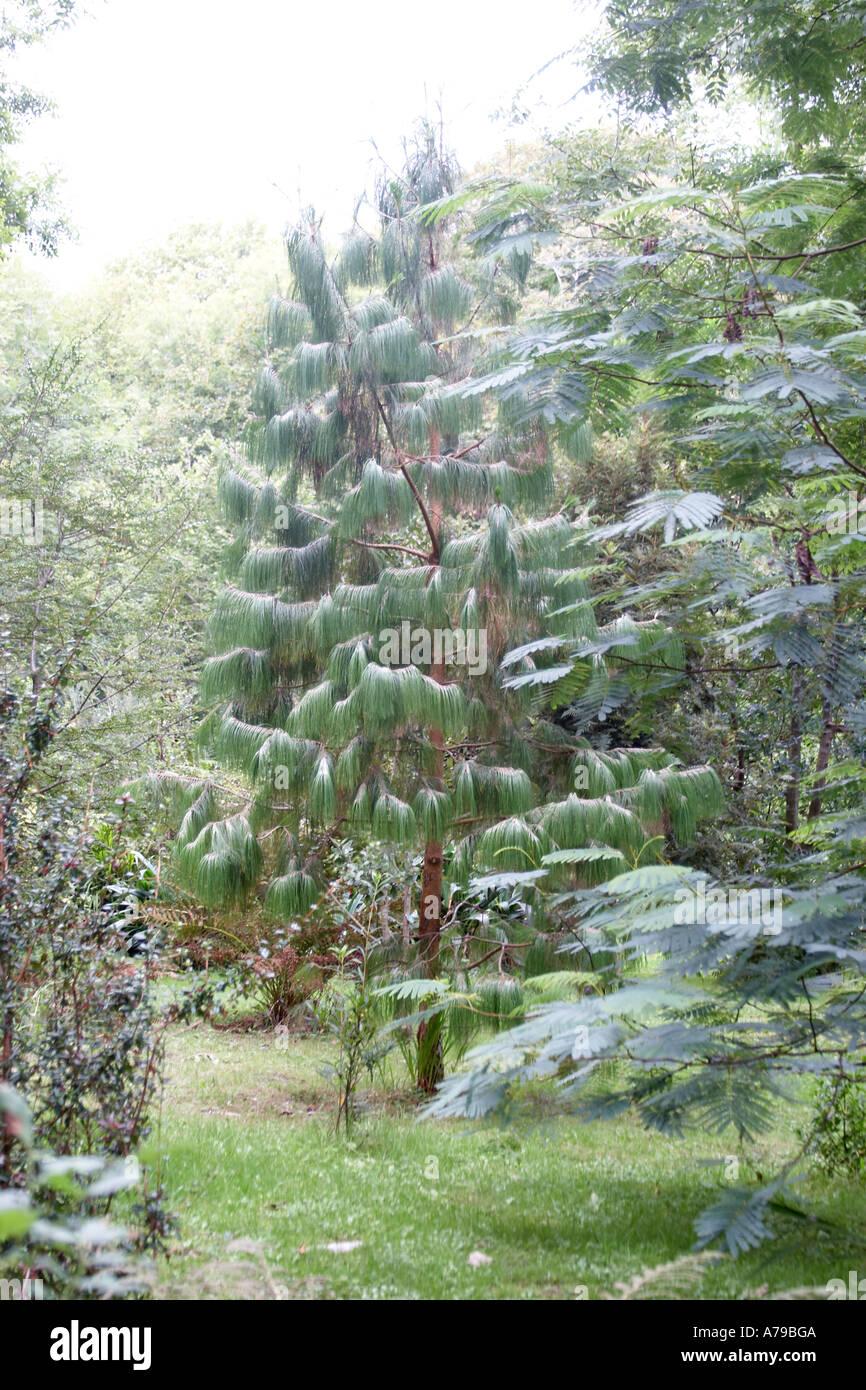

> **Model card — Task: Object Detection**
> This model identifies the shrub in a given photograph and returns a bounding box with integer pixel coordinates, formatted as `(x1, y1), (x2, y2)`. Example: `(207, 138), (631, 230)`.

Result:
(1, 677), (169, 1252)
(808, 1077), (866, 1178)
(0, 1086), (153, 1299)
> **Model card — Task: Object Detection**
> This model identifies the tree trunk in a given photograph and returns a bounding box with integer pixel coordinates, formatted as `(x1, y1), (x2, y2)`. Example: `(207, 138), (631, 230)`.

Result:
(808, 699), (838, 821)
(733, 746), (745, 794)
(785, 669), (803, 838)
(416, 426), (445, 1093)
(417, 811), (444, 1092)
(419, 839), (443, 975)
(419, 682), (444, 982)
(379, 893), (391, 941)
(728, 680), (745, 795)
(402, 881), (412, 948)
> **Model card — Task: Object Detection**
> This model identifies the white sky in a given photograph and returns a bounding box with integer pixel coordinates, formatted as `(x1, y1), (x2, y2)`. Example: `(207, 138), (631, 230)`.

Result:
(11, 0), (596, 284)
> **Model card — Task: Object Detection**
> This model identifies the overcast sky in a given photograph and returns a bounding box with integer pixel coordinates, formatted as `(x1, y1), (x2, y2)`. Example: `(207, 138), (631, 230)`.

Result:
(11, 0), (593, 284)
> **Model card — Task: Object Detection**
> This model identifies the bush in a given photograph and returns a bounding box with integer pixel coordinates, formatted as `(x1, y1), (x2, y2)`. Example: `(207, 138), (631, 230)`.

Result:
(808, 1077), (866, 1178)
(1, 679), (169, 1254)
(0, 1086), (154, 1299)
(1, 813), (165, 1169)
(248, 944), (300, 1023)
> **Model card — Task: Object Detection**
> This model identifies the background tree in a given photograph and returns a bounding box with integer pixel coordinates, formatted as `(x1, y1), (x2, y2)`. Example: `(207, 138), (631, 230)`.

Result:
(0, 224), (279, 836)
(0, 0), (81, 257)
(585, 0), (866, 145)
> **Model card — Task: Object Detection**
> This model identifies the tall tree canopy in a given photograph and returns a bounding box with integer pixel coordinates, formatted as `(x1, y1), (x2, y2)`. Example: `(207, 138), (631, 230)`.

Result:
(152, 128), (722, 1090)
(587, 0), (866, 143)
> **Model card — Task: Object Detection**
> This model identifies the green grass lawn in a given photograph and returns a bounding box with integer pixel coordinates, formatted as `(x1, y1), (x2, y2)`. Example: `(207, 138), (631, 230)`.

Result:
(150, 1022), (866, 1300)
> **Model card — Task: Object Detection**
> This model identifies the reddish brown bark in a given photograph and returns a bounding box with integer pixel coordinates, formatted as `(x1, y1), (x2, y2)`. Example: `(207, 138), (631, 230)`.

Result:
(416, 424), (445, 1092)
(418, 664), (445, 982)
(808, 701), (840, 821)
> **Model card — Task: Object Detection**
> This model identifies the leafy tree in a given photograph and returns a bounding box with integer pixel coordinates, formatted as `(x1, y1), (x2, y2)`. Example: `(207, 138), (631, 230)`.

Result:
(423, 23), (866, 1257)
(0, 0), (79, 256)
(81, 221), (279, 455)
(585, 0), (866, 144)
(0, 224), (279, 832)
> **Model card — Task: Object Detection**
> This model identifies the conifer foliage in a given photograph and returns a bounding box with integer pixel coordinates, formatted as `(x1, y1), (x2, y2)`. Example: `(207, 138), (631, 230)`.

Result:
(151, 128), (722, 1090)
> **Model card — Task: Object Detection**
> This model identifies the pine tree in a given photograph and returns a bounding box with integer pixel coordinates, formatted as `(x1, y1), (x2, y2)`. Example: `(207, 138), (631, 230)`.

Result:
(150, 127), (722, 1091)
